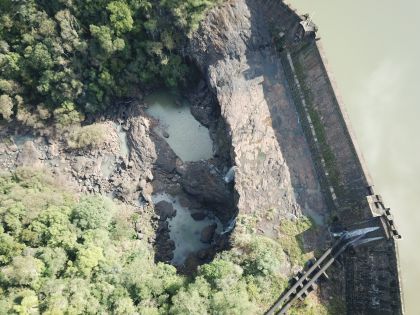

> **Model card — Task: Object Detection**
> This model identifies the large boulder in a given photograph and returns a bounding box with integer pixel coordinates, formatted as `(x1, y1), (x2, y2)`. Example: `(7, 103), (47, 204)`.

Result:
(155, 200), (176, 220)
(191, 212), (207, 221)
(197, 247), (216, 261)
(182, 253), (201, 274)
(200, 223), (217, 243)
(153, 135), (177, 173)
(181, 161), (232, 208)
(16, 141), (41, 167)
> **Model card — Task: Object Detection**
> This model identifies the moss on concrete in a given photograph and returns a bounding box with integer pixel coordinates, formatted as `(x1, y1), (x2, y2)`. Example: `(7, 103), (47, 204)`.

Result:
(291, 55), (344, 201)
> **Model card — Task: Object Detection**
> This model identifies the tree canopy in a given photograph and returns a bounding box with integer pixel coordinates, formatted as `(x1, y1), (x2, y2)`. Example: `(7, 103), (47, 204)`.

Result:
(0, 168), (342, 314)
(0, 0), (219, 125)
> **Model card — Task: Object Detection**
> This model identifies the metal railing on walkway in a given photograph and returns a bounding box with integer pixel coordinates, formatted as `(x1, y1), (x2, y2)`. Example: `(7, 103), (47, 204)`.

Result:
(266, 225), (384, 315)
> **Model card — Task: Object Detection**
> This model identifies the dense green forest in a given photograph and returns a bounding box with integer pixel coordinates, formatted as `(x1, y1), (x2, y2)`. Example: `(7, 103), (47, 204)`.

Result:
(0, 0), (216, 126)
(0, 169), (340, 314)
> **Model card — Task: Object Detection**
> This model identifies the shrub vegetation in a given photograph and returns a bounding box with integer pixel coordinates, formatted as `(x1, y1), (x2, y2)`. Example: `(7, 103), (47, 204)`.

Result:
(67, 124), (107, 149)
(0, 169), (343, 314)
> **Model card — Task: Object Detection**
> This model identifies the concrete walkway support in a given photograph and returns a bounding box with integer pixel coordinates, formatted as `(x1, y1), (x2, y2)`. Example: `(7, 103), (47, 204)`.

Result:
(267, 225), (384, 315)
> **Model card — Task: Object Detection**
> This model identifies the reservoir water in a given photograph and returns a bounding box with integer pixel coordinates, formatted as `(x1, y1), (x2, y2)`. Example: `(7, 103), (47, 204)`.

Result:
(145, 91), (213, 162)
(290, 1), (420, 313)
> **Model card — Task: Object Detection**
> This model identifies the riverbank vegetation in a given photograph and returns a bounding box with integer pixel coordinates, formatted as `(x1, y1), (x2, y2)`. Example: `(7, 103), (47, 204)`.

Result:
(0, 169), (342, 314)
(0, 0), (219, 126)
(67, 123), (107, 149)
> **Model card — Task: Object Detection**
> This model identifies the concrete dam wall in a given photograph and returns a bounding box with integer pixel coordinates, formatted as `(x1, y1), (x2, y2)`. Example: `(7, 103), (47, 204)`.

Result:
(282, 30), (404, 315)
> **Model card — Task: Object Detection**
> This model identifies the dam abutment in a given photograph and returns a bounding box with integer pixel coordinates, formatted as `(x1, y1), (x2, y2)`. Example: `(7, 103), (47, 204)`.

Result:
(282, 37), (404, 314)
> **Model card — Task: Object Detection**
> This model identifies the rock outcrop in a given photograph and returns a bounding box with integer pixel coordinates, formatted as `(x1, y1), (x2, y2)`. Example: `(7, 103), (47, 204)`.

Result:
(200, 223), (217, 243)
(181, 161), (232, 210)
(16, 141), (41, 167)
(191, 212), (206, 221)
(128, 111), (157, 178)
(188, 0), (307, 220)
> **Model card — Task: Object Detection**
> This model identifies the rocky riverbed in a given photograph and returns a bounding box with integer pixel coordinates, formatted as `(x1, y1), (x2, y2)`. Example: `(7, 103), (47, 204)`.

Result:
(0, 82), (236, 272)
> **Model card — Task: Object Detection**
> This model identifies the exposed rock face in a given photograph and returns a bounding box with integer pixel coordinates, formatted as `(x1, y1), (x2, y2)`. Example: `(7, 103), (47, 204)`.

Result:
(128, 112), (157, 177)
(189, 80), (219, 128)
(152, 135), (177, 173)
(123, 108), (160, 203)
(16, 141), (41, 167)
(188, 82), (232, 166)
(188, 2), (404, 314)
(181, 161), (233, 210)
(188, 0), (305, 219)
